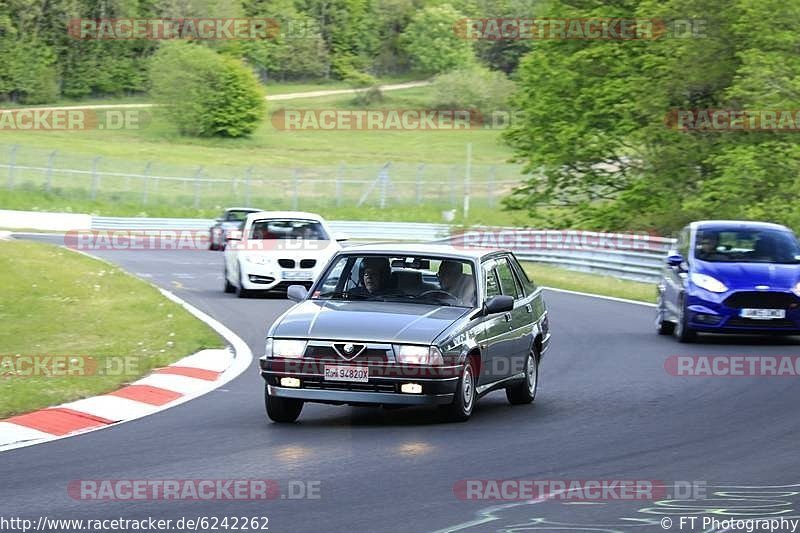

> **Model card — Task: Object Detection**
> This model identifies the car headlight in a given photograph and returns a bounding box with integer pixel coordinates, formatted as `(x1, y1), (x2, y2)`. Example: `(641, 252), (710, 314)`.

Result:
(792, 281), (800, 297)
(244, 255), (271, 265)
(690, 273), (728, 293)
(393, 345), (444, 365)
(265, 338), (307, 359)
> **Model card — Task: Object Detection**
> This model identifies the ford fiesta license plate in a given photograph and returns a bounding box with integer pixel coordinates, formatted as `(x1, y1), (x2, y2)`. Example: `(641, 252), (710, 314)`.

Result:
(740, 308), (786, 320)
(324, 365), (369, 383)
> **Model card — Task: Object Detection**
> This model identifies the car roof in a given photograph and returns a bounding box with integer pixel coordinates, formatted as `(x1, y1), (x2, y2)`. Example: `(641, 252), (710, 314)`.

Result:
(690, 220), (792, 232)
(245, 211), (327, 222)
(336, 242), (510, 261)
(224, 207), (263, 212)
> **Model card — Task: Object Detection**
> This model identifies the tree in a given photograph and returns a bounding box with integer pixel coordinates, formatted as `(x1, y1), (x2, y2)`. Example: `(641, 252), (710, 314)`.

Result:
(149, 43), (266, 137)
(503, 0), (800, 233)
(401, 4), (476, 74)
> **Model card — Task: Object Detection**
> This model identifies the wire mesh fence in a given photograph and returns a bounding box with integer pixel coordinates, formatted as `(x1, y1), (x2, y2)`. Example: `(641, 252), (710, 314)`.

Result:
(1, 143), (527, 212)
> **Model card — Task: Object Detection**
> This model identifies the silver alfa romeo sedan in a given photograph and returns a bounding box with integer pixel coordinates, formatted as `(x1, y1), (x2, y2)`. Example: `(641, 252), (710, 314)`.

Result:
(259, 243), (551, 423)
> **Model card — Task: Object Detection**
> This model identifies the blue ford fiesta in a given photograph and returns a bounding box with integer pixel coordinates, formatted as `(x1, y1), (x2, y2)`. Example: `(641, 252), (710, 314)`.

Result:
(656, 220), (800, 342)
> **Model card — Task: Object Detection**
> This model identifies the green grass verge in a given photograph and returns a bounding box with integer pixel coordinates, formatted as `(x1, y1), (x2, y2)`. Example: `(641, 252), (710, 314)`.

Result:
(522, 262), (656, 304)
(0, 239), (224, 418)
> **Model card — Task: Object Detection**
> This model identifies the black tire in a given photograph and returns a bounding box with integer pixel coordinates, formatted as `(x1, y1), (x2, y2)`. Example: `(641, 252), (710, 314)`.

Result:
(506, 349), (538, 405)
(236, 265), (249, 298)
(223, 267), (235, 293)
(265, 385), (303, 423)
(674, 297), (697, 343)
(443, 358), (477, 422)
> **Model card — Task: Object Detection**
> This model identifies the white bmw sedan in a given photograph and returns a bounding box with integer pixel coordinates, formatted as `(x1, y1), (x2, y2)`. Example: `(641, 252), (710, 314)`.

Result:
(223, 211), (345, 298)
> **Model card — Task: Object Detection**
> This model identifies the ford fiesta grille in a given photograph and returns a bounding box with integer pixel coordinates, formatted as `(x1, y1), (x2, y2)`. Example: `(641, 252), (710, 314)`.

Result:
(723, 292), (800, 309)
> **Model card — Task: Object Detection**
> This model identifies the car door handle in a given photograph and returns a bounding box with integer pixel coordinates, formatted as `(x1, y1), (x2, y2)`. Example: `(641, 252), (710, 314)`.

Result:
(525, 304), (532, 313)
(504, 313), (512, 322)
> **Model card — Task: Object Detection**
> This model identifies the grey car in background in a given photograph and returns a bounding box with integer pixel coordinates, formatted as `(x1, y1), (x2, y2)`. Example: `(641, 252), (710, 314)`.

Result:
(259, 243), (551, 423)
(209, 207), (263, 250)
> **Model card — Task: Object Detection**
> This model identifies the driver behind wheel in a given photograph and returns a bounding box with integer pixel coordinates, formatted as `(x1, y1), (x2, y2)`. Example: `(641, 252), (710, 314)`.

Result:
(437, 260), (477, 306)
(348, 256), (392, 297)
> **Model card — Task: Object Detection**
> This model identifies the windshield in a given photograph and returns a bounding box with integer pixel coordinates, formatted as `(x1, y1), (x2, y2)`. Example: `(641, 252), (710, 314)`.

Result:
(224, 210), (253, 222)
(249, 219), (329, 240)
(311, 254), (477, 307)
(694, 228), (800, 263)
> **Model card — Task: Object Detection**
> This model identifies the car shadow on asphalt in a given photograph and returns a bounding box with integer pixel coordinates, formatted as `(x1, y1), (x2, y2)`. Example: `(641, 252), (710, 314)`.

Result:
(281, 397), (554, 428)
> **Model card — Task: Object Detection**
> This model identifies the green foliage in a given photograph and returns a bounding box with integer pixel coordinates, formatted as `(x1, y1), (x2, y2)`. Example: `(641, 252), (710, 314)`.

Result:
(401, 4), (477, 74)
(431, 65), (515, 115)
(149, 43), (266, 137)
(503, 0), (800, 234)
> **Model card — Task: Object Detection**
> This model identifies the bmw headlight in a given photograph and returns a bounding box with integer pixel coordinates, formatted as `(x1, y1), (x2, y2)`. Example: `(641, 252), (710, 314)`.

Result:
(265, 338), (307, 358)
(393, 345), (444, 365)
(792, 281), (800, 297)
(690, 273), (728, 293)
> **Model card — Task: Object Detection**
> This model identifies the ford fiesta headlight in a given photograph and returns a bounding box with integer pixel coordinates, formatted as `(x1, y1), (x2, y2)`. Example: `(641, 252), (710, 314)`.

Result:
(393, 345), (444, 365)
(265, 338), (307, 359)
(690, 273), (728, 293)
(792, 281), (800, 297)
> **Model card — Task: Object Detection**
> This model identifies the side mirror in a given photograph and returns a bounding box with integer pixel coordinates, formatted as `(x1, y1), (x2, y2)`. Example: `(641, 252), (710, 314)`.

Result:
(483, 295), (514, 315)
(334, 232), (349, 242)
(226, 229), (243, 241)
(287, 285), (308, 302)
(666, 253), (684, 267)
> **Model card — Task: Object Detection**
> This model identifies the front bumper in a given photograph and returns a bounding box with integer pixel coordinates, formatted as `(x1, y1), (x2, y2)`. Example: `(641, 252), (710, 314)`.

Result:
(240, 264), (318, 291)
(261, 358), (460, 406)
(686, 289), (800, 334)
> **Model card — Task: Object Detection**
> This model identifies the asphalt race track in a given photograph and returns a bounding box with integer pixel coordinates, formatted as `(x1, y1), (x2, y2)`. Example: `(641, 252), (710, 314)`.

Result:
(3, 236), (800, 532)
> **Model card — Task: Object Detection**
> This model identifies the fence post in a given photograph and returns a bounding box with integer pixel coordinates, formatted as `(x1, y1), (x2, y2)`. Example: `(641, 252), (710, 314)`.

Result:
(292, 168), (300, 210)
(90, 157), (101, 200)
(45, 150), (57, 193)
(488, 165), (496, 209)
(7, 144), (18, 190)
(193, 167), (203, 209)
(244, 167), (253, 207)
(336, 162), (344, 207)
(379, 162), (390, 209)
(142, 161), (152, 205)
(449, 165), (456, 207)
(416, 164), (424, 205)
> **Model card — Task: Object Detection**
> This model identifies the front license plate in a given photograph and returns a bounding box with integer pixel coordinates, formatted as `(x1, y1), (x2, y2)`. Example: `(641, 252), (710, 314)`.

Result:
(324, 365), (369, 383)
(283, 271), (313, 281)
(740, 308), (786, 320)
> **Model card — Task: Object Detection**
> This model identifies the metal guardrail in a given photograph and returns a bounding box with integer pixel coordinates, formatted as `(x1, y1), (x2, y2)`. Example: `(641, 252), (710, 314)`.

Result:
(90, 216), (673, 283)
(91, 216), (451, 242)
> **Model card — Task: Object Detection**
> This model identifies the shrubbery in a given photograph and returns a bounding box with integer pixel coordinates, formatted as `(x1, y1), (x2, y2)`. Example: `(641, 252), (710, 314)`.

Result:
(431, 65), (515, 115)
(149, 43), (265, 137)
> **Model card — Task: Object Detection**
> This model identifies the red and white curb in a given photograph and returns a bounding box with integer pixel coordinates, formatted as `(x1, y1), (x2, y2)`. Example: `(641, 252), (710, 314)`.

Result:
(0, 288), (252, 452)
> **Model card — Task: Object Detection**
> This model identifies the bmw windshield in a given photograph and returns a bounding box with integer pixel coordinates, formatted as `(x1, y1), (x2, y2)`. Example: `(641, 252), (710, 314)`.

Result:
(310, 254), (477, 307)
